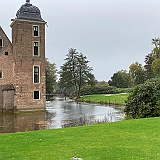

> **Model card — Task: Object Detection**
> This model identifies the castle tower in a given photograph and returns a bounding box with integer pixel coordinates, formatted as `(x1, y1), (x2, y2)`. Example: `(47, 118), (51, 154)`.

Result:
(10, 0), (46, 111)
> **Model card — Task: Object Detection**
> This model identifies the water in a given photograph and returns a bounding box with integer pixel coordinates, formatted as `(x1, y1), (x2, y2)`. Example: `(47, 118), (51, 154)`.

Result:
(0, 97), (125, 133)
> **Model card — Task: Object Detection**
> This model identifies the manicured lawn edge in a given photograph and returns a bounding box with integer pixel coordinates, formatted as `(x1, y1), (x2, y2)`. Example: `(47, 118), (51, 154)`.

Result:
(0, 117), (160, 159)
(78, 93), (129, 106)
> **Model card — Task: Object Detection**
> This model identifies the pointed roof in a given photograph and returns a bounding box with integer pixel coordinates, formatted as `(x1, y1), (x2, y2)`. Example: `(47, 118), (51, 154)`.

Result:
(0, 26), (12, 52)
(0, 26), (12, 44)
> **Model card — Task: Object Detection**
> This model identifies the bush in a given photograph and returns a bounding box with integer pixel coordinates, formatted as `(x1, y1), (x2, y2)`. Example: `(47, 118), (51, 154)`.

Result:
(80, 86), (133, 95)
(124, 78), (160, 118)
(80, 85), (116, 95)
(114, 87), (134, 93)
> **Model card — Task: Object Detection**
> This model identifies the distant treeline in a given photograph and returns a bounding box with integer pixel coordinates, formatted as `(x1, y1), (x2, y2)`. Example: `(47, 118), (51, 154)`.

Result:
(80, 85), (133, 95)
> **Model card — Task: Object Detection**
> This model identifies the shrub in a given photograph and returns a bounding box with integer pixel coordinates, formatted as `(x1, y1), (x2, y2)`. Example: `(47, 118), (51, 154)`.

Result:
(114, 87), (134, 93)
(80, 86), (133, 95)
(80, 85), (116, 95)
(124, 78), (160, 118)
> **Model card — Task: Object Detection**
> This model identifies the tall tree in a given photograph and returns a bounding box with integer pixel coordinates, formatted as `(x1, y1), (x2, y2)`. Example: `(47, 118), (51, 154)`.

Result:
(59, 48), (94, 99)
(46, 58), (57, 94)
(151, 38), (160, 59)
(129, 62), (146, 86)
(108, 70), (131, 88)
(144, 53), (154, 79)
(151, 59), (160, 77)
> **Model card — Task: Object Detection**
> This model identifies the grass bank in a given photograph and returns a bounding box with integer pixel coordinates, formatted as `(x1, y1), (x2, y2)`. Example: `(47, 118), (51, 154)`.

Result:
(0, 117), (160, 159)
(79, 93), (129, 105)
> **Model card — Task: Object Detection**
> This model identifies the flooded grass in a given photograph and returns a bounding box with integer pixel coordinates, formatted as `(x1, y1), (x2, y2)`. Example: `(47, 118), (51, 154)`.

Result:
(0, 117), (160, 159)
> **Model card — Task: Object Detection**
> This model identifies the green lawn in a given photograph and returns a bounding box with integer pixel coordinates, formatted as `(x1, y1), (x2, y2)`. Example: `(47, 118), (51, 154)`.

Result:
(0, 117), (160, 159)
(80, 93), (129, 105)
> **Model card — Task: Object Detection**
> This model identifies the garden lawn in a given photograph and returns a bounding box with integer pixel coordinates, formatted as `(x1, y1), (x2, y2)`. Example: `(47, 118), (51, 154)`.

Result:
(80, 93), (129, 105)
(0, 117), (160, 159)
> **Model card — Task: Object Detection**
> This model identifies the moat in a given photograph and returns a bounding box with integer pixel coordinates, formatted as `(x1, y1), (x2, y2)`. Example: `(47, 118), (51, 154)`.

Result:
(0, 97), (125, 133)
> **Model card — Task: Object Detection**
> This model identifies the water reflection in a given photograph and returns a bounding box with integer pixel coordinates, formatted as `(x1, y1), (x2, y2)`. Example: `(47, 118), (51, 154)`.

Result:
(0, 97), (125, 133)
(0, 112), (46, 133)
(46, 97), (125, 129)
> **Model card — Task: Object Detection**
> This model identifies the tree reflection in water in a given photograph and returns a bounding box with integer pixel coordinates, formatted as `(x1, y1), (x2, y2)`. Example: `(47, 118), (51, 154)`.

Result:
(0, 97), (125, 133)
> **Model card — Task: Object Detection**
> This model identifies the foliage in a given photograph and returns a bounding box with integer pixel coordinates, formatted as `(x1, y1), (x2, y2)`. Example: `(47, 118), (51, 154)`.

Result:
(95, 80), (108, 86)
(151, 59), (160, 77)
(125, 78), (160, 118)
(144, 53), (154, 79)
(81, 84), (133, 96)
(80, 85), (116, 95)
(114, 87), (134, 93)
(59, 48), (94, 98)
(108, 70), (132, 88)
(151, 38), (160, 59)
(144, 38), (160, 79)
(129, 62), (146, 86)
(46, 58), (57, 94)
(1, 118), (160, 159)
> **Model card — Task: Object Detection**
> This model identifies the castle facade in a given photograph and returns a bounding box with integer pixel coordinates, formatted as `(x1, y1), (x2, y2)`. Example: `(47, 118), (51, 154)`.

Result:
(0, 0), (46, 112)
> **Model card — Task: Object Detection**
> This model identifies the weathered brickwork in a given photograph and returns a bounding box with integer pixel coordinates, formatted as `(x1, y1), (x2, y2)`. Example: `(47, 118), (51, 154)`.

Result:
(0, 1), (46, 112)
(3, 88), (15, 111)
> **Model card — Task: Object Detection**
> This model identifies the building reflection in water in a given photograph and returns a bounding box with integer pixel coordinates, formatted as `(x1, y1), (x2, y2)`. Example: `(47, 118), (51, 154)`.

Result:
(0, 112), (46, 133)
(0, 97), (125, 133)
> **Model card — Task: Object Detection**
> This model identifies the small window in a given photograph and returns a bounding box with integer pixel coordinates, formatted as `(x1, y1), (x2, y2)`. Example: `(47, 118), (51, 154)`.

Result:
(0, 39), (3, 47)
(34, 42), (39, 56)
(34, 91), (40, 99)
(33, 26), (39, 37)
(33, 66), (40, 83)
(0, 71), (2, 79)
(5, 52), (8, 55)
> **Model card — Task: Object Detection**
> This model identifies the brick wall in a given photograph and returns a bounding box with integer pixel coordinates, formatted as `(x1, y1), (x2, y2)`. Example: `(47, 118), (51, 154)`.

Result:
(3, 89), (15, 111)
(11, 19), (46, 111)
(0, 28), (15, 111)
(0, 18), (46, 112)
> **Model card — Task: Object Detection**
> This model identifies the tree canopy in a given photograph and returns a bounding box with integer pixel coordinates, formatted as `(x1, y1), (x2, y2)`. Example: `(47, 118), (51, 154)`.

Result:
(46, 58), (57, 94)
(129, 62), (146, 86)
(58, 48), (94, 98)
(108, 70), (131, 88)
(144, 38), (160, 79)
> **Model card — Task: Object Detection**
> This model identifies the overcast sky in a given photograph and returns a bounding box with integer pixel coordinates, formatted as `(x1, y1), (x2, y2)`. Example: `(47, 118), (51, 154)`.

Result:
(1, 0), (160, 81)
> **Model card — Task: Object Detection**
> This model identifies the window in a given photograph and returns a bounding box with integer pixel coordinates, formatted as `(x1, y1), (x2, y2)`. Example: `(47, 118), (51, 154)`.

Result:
(5, 52), (8, 55)
(34, 91), (40, 99)
(0, 39), (3, 47)
(33, 66), (40, 83)
(34, 42), (39, 56)
(0, 71), (2, 79)
(33, 26), (39, 37)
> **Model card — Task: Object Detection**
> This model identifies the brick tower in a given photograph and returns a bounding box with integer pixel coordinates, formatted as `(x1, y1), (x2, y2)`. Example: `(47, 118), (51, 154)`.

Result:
(0, 0), (46, 112)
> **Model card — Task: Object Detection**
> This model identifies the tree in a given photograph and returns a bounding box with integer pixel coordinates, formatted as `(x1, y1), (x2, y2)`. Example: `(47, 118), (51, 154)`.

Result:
(108, 70), (131, 88)
(151, 38), (160, 59)
(59, 48), (94, 99)
(46, 58), (57, 94)
(129, 62), (146, 86)
(151, 59), (160, 77)
(125, 78), (160, 119)
(87, 73), (97, 87)
(144, 53), (154, 79)
(95, 80), (108, 86)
